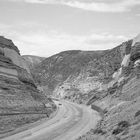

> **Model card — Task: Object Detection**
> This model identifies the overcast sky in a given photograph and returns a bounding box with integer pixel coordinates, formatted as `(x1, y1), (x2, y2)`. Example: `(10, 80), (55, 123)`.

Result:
(0, 0), (140, 57)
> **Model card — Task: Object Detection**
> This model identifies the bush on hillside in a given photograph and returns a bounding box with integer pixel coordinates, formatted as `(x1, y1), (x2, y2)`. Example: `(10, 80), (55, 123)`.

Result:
(108, 84), (118, 95)
(135, 110), (140, 117)
(112, 121), (130, 135)
(86, 95), (99, 105)
(125, 40), (132, 55)
(93, 128), (106, 135)
(134, 66), (140, 79)
(118, 121), (130, 128)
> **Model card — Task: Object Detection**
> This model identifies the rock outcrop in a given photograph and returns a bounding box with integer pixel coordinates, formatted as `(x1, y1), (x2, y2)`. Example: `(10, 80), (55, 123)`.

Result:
(76, 35), (140, 140)
(0, 36), (55, 135)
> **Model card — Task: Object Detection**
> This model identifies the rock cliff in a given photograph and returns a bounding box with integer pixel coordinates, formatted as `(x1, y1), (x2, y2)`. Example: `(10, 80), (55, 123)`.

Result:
(77, 35), (140, 140)
(0, 36), (55, 136)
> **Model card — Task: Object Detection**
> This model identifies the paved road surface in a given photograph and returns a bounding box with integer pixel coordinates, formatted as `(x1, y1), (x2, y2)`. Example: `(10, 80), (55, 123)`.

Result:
(2, 100), (100, 140)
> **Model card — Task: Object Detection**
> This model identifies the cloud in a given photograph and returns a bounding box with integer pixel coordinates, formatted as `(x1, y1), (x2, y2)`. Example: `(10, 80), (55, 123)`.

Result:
(63, 0), (140, 12)
(136, 13), (140, 16)
(7, 0), (140, 12)
(14, 33), (128, 56)
(0, 22), (128, 57)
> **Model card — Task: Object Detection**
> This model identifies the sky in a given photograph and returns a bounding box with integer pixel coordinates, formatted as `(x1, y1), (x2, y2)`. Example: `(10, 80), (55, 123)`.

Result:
(0, 0), (140, 57)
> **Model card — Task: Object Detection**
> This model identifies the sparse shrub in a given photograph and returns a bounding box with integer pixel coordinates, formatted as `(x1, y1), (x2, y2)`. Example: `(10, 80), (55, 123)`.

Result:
(93, 128), (106, 135)
(88, 70), (99, 77)
(135, 110), (140, 117)
(115, 137), (121, 140)
(108, 84), (118, 95)
(122, 129), (129, 135)
(112, 128), (123, 135)
(91, 105), (103, 113)
(112, 121), (130, 135)
(79, 100), (82, 104)
(122, 66), (132, 77)
(118, 121), (130, 128)
(103, 109), (108, 114)
(1, 87), (9, 90)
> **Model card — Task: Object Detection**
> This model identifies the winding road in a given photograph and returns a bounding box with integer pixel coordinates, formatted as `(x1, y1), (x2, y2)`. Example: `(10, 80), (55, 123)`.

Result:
(2, 100), (100, 140)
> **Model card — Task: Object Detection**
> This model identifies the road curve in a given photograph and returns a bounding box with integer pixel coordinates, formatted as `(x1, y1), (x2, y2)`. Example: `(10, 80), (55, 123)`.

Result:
(2, 100), (101, 140)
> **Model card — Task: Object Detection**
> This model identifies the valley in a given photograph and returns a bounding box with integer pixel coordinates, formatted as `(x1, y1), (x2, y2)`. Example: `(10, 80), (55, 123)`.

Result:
(1, 0), (140, 139)
(0, 34), (140, 140)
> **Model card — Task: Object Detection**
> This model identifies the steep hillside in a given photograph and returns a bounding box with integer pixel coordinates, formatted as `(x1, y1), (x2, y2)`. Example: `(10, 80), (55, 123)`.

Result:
(76, 35), (140, 140)
(32, 50), (105, 88)
(32, 44), (123, 96)
(22, 55), (46, 69)
(31, 34), (140, 140)
(0, 36), (56, 136)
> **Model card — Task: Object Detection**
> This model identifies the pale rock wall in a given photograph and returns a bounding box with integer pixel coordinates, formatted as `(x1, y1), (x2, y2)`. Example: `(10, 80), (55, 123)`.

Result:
(132, 34), (140, 46)
(113, 53), (130, 81)
(111, 34), (140, 88)
(112, 68), (122, 80)
(54, 76), (103, 98)
(77, 80), (102, 93)
(121, 54), (130, 67)
(4, 48), (30, 73)
(112, 46), (131, 82)
(107, 80), (116, 89)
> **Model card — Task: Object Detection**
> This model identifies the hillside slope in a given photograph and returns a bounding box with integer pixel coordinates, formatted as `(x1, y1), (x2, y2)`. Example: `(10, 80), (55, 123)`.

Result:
(22, 55), (46, 69)
(31, 34), (140, 140)
(32, 43), (124, 97)
(0, 36), (56, 136)
(76, 35), (140, 140)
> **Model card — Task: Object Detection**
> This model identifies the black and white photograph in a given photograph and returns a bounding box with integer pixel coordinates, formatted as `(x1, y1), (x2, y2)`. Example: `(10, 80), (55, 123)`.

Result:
(0, 0), (140, 140)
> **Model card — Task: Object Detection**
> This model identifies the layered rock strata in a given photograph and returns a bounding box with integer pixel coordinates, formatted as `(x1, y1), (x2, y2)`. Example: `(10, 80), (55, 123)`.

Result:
(0, 36), (55, 135)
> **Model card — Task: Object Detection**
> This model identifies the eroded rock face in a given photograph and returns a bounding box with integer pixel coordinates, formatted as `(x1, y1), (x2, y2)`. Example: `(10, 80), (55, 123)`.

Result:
(76, 35), (140, 140)
(0, 37), (35, 87)
(31, 34), (140, 103)
(0, 36), (55, 134)
(32, 47), (122, 100)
